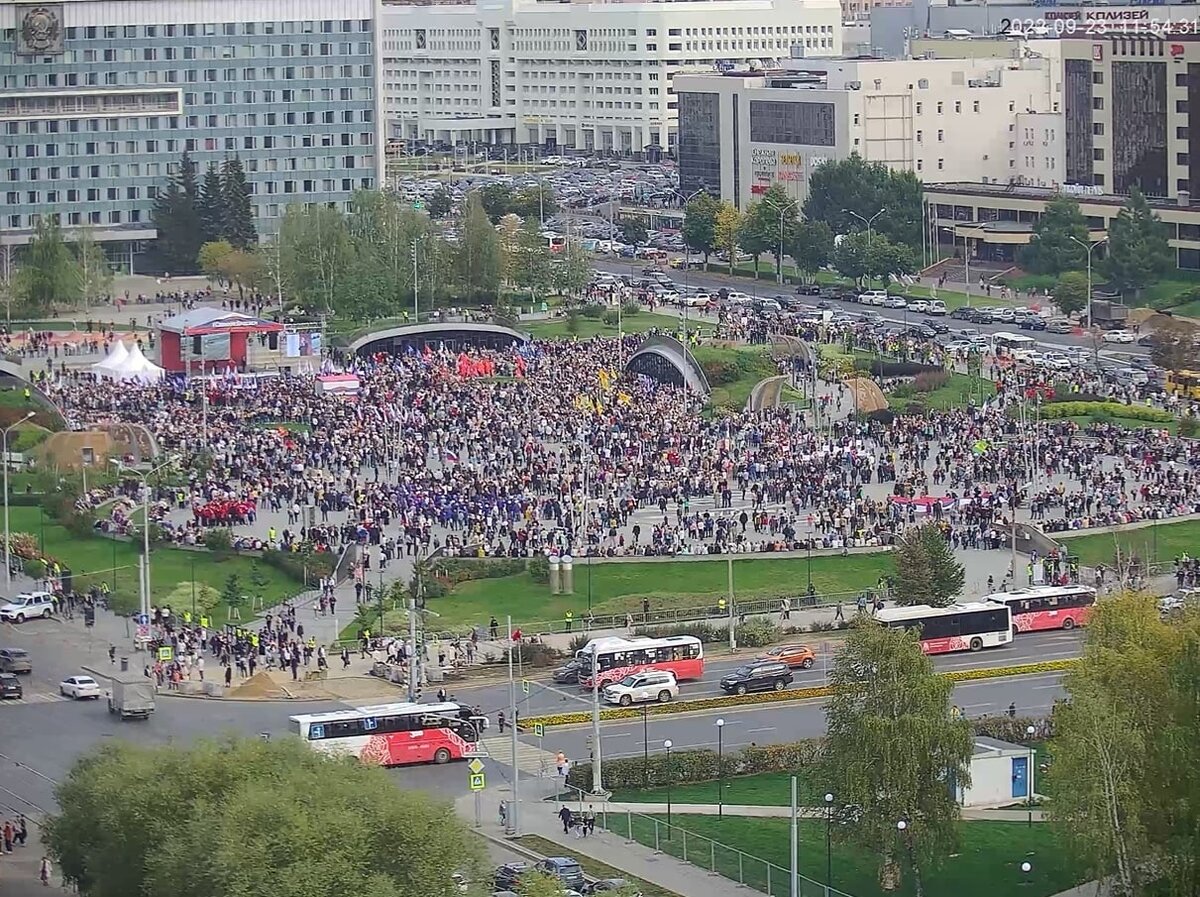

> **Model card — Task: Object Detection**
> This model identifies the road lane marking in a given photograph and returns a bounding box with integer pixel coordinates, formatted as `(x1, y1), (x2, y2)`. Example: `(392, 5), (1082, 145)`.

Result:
(746, 727), (776, 733)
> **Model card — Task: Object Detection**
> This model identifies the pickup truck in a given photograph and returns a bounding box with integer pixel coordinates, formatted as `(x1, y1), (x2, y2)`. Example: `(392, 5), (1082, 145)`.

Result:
(108, 676), (156, 720)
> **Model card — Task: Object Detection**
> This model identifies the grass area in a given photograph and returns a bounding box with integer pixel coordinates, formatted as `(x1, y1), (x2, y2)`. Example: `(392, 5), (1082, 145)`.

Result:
(691, 345), (778, 409)
(514, 835), (681, 897)
(424, 553), (894, 630)
(524, 312), (682, 341)
(1058, 517), (1200, 568)
(6, 506), (306, 620)
(620, 771), (826, 807)
(1066, 414), (1178, 435)
(889, 373), (997, 413)
(621, 815), (1086, 897)
(1167, 300), (1200, 319)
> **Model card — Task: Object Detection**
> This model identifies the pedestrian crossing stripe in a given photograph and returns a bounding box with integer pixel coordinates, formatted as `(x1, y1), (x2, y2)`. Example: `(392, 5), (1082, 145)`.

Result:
(480, 735), (560, 777)
(0, 692), (70, 708)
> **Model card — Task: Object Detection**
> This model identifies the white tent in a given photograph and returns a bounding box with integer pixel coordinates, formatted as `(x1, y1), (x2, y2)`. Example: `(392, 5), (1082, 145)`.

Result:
(92, 341), (164, 383)
(90, 340), (129, 376)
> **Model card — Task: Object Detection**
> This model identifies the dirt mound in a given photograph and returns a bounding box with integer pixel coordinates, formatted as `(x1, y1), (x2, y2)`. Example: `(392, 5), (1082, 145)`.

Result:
(227, 671), (290, 699)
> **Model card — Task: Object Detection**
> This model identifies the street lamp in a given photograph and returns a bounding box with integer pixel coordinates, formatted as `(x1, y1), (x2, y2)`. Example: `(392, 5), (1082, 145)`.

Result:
(844, 207), (885, 244)
(112, 455), (178, 628)
(2, 410), (35, 590)
(896, 820), (914, 897)
(762, 195), (800, 285)
(1025, 724), (1037, 828)
(675, 186), (706, 345)
(642, 705), (650, 788)
(1020, 861), (1033, 887)
(663, 739), (674, 839)
(824, 793), (834, 897)
(1067, 235), (1108, 339)
(715, 718), (726, 819)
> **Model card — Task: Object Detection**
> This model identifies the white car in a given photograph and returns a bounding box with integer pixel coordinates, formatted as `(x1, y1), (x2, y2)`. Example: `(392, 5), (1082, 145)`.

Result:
(0, 591), (55, 623)
(907, 300), (930, 314)
(725, 291), (752, 304)
(1103, 329), (1135, 344)
(884, 296), (908, 309)
(927, 300), (948, 316)
(60, 675), (102, 700)
(1041, 352), (1073, 370)
(602, 670), (679, 706)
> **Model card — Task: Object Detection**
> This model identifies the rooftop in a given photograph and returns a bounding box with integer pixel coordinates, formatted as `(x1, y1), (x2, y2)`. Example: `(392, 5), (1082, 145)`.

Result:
(927, 182), (1197, 210)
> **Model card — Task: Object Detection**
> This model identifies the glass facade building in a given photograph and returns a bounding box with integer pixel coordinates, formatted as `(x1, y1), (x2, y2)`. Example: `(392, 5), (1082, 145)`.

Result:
(0, 0), (381, 253)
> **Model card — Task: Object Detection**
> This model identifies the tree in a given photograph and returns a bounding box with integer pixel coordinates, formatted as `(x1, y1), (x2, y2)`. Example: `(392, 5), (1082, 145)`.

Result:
(1148, 318), (1200, 372)
(714, 203), (742, 275)
(45, 737), (485, 897)
(740, 186), (799, 280)
(1019, 197), (1088, 276)
(789, 219), (834, 282)
(682, 192), (720, 264)
(454, 194), (501, 300)
(893, 522), (963, 607)
(221, 573), (244, 614)
(216, 249), (265, 302)
(618, 218), (648, 249)
(1052, 271), (1089, 317)
(479, 183), (514, 223)
(1103, 187), (1173, 296)
(198, 240), (236, 282)
(864, 235), (916, 286)
(824, 620), (974, 894)
(803, 155), (923, 250)
(1048, 595), (1200, 897)
(832, 232), (869, 285)
(13, 217), (80, 311)
(557, 239), (593, 297)
(197, 162), (225, 245)
(72, 226), (113, 305)
(150, 153), (203, 275)
(511, 185), (557, 222)
(426, 188), (453, 220)
(513, 217), (553, 297)
(220, 157), (257, 249)
(278, 204), (352, 311)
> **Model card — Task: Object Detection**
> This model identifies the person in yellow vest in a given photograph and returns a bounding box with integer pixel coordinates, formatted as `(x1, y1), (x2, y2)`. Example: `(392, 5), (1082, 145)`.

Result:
(267, 527), (277, 546)
(200, 615), (209, 630)
(22, 387), (30, 402)
(564, 610), (573, 633)
(250, 632), (259, 654)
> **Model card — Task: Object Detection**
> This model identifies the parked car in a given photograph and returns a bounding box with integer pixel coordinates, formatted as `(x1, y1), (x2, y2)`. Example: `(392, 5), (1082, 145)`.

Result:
(1103, 329), (1136, 344)
(949, 307), (975, 320)
(60, 675), (102, 700)
(965, 308), (995, 324)
(883, 295), (908, 309)
(857, 289), (887, 305)
(756, 644), (816, 669)
(906, 324), (938, 340)
(603, 670), (679, 706)
(922, 319), (950, 334)
(0, 591), (54, 623)
(720, 660), (794, 695)
(906, 300), (930, 314)
(725, 291), (752, 304)
(1046, 318), (1073, 334)
(0, 672), (22, 699)
(927, 300), (948, 316)
(1017, 316), (1046, 331)
(794, 283), (822, 296)
(493, 863), (532, 892)
(990, 307), (1016, 323)
(0, 648), (32, 674)
(1041, 352), (1073, 370)
(536, 858), (586, 891)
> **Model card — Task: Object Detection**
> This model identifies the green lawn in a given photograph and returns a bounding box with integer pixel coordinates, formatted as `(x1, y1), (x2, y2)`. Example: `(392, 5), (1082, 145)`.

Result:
(1058, 518), (1200, 568)
(619, 815), (1086, 897)
(6, 506), (306, 620)
(691, 345), (779, 409)
(889, 373), (997, 413)
(525, 312), (682, 340)
(424, 553), (894, 630)
(619, 771), (826, 807)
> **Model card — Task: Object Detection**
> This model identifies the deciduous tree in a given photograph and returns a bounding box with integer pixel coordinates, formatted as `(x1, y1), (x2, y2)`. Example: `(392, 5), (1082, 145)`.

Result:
(455, 194), (502, 300)
(198, 240), (236, 282)
(14, 217), (80, 311)
(45, 737), (484, 897)
(619, 217), (648, 249)
(832, 232), (869, 285)
(278, 204), (352, 312)
(742, 185), (799, 280)
(803, 155), (923, 250)
(72, 226), (113, 305)
(864, 235), (916, 286)
(511, 184), (558, 222)
(824, 620), (973, 894)
(426, 187), (453, 220)
(479, 182), (515, 223)
(682, 191), (720, 265)
(714, 203), (742, 274)
(1019, 197), (1088, 276)
(1102, 187), (1173, 296)
(513, 216), (553, 297)
(789, 219), (834, 282)
(1148, 318), (1199, 372)
(1052, 271), (1089, 317)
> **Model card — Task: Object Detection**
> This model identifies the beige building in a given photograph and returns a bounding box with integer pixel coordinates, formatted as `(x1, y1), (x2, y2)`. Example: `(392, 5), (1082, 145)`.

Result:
(676, 51), (1060, 209)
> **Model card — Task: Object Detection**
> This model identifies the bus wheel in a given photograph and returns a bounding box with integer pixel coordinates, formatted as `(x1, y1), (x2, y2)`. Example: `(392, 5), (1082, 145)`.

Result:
(1012, 627), (1020, 640)
(1062, 618), (1075, 630)
(969, 638), (983, 651)
(433, 748), (451, 764)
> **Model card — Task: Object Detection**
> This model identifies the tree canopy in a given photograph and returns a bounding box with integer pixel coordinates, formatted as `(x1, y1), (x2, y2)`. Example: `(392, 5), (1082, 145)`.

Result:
(682, 192), (721, 262)
(788, 219), (834, 281)
(1047, 594), (1200, 897)
(46, 736), (484, 897)
(824, 620), (974, 893)
(1019, 197), (1088, 276)
(13, 218), (82, 311)
(892, 522), (964, 607)
(1102, 188), (1173, 294)
(802, 155), (923, 250)
(1053, 271), (1090, 317)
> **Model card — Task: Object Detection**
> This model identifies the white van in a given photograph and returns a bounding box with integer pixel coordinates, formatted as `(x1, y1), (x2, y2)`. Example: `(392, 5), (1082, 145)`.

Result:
(858, 290), (887, 305)
(927, 300), (948, 316)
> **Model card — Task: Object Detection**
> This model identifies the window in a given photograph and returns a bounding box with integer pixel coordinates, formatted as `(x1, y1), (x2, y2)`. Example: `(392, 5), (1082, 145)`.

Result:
(937, 129), (944, 142)
(1093, 71), (1104, 84)
(972, 100), (979, 113)
(1094, 148), (1105, 161)
(747, 100), (836, 146)
(936, 102), (943, 114)
(1093, 96), (1104, 110)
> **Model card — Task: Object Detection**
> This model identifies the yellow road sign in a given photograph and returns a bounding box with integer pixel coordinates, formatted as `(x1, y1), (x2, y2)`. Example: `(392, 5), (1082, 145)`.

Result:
(469, 772), (486, 791)
(467, 758), (485, 774)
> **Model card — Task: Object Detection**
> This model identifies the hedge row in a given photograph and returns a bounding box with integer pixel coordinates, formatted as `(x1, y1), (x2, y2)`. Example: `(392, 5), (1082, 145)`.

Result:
(519, 659), (1077, 730)
(565, 715), (1051, 793)
(1040, 401), (1174, 423)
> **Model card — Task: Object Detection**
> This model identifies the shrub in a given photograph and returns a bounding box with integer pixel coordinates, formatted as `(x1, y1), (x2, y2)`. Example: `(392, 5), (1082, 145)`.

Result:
(528, 555), (550, 584)
(567, 634), (590, 653)
(889, 383), (917, 399)
(23, 557), (46, 579)
(853, 359), (942, 378)
(621, 301), (641, 318)
(1180, 415), (1200, 439)
(1049, 387), (1107, 403)
(506, 641), (563, 669)
(700, 359), (739, 385)
(735, 618), (780, 647)
(432, 558), (525, 585)
(580, 303), (607, 319)
(632, 621), (726, 643)
(601, 309), (620, 326)
(913, 370), (950, 393)
(259, 546), (335, 584)
(204, 527), (232, 554)
(1039, 401), (1173, 423)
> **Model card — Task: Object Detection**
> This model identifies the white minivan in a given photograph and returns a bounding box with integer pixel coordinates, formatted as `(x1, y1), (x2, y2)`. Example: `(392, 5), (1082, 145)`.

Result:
(927, 300), (948, 316)
(603, 670), (680, 706)
(0, 591), (55, 623)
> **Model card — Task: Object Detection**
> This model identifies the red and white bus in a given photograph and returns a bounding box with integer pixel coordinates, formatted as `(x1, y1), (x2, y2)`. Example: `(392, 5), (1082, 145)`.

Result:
(876, 602), (1012, 654)
(578, 634), (705, 688)
(289, 701), (487, 767)
(984, 584), (1096, 634)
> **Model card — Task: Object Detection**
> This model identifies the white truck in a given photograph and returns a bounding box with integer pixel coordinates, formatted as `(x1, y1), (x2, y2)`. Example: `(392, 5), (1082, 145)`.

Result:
(107, 676), (156, 720)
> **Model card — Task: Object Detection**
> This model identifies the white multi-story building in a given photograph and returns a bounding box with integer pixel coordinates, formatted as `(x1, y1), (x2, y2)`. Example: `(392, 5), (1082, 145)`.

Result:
(379, 0), (843, 155)
(675, 50), (1060, 209)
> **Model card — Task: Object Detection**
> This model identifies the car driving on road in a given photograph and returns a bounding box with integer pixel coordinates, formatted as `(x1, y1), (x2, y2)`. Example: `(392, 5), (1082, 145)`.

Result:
(603, 670), (679, 706)
(0, 591), (54, 623)
(720, 660), (793, 695)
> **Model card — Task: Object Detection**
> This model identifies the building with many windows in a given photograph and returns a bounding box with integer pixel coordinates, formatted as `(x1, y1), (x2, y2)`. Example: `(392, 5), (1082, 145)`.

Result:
(1, 0), (382, 261)
(379, 0), (843, 156)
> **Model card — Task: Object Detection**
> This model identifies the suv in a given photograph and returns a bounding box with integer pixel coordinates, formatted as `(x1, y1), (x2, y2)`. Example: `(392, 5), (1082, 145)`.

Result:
(0, 648), (32, 674)
(603, 670), (679, 706)
(0, 672), (22, 699)
(720, 660), (793, 695)
(536, 858), (586, 891)
(0, 591), (54, 623)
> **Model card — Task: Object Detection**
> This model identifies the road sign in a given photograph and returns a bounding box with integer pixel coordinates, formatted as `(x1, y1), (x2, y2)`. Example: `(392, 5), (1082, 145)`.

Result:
(469, 772), (486, 791)
(534, 723), (545, 738)
(157, 646), (174, 662)
(522, 678), (530, 694)
(468, 758), (485, 774)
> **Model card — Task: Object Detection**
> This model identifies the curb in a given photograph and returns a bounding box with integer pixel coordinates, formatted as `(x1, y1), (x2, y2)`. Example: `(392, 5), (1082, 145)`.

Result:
(518, 658), (1077, 730)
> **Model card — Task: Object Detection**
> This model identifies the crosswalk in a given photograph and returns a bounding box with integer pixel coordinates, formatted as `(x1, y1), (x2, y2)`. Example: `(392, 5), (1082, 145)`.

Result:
(0, 691), (70, 709)
(479, 734), (561, 778)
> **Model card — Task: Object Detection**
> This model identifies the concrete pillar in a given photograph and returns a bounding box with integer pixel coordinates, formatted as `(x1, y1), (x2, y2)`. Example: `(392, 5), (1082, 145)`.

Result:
(549, 555), (561, 595)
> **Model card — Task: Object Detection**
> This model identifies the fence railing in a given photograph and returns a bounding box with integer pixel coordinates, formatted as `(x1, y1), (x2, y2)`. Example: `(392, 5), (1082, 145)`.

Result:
(557, 785), (858, 897)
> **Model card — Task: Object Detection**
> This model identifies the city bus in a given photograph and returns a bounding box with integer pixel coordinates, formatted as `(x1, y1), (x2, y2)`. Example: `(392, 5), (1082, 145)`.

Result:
(289, 701), (487, 767)
(983, 584), (1096, 634)
(1165, 370), (1200, 400)
(578, 634), (705, 688)
(875, 602), (1012, 654)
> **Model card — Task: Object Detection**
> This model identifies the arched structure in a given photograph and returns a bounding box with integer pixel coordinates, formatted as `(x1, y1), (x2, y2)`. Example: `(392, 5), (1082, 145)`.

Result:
(348, 321), (529, 357)
(624, 335), (711, 398)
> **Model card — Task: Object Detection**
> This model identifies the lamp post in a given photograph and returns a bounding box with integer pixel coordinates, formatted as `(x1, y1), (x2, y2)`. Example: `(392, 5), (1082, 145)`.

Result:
(663, 739), (673, 839)
(763, 195), (799, 285)
(1025, 724), (1036, 827)
(112, 455), (178, 628)
(896, 820), (921, 897)
(1020, 862), (1033, 887)
(844, 208), (885, 288)
(675, 186), (706, 345)
(715, 718), (726, 819)
(824, 793), (834, 897)
(642, 705), (650, 788)
(2, 411), (35, 591)
(1067, 235), (1108, 343)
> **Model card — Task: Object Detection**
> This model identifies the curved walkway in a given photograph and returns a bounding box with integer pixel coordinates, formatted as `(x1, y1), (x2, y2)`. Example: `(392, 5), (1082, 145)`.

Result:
(347, 320), (529, 356)
(746, 375), (788, 412)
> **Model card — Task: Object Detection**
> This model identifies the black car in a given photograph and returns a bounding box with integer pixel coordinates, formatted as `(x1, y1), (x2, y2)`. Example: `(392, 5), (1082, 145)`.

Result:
(922, 318), (950, 334)
(965, 308), (994, 324)
(493, 863), (532, 892)
(552, 659), (583, 684)
(720, 660), (794, 695)
(906, 324), (938, 339)
(949, 307), (975, 320)
(794, 283), (822, 296)
(0, 672), (21, 699)
(1018, 316), (1046, 331)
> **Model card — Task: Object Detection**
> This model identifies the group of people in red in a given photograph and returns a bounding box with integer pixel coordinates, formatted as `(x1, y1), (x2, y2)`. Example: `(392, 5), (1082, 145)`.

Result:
(193, 498), (257, 526)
